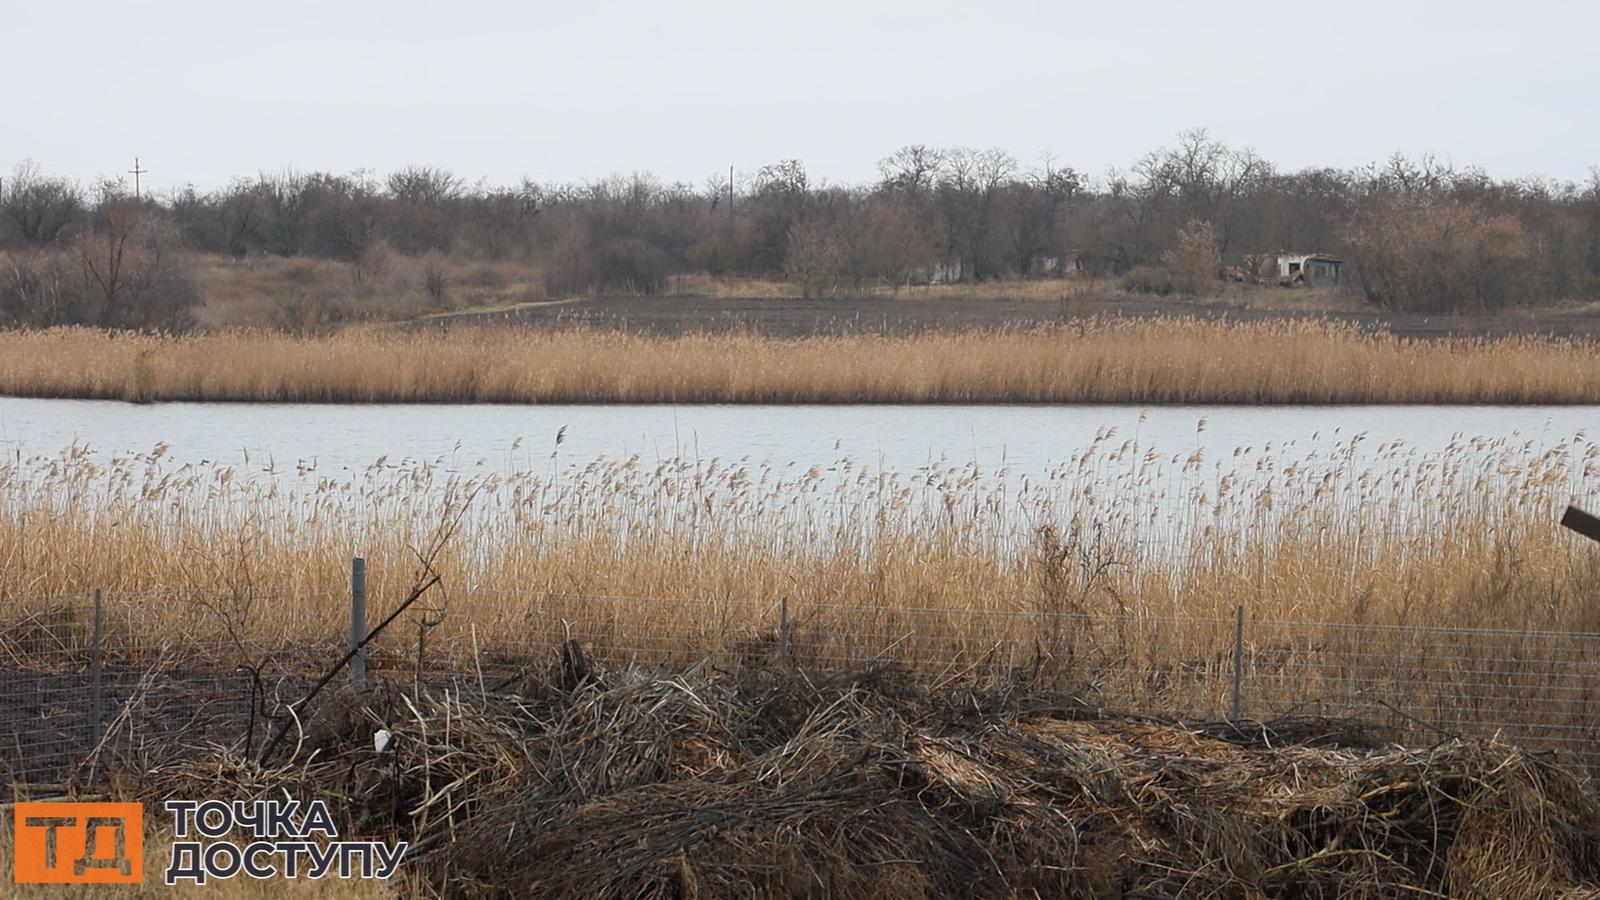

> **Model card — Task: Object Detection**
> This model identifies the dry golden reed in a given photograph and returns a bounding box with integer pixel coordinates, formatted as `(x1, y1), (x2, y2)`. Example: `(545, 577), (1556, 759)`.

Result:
(2, 318), (1599, 404)
(5, 431), (1597, 638)
(4, 427), (1599, 765)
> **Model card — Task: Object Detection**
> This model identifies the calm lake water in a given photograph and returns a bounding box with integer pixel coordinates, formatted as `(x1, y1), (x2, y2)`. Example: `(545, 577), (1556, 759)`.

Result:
(1, 397), (1595, 494)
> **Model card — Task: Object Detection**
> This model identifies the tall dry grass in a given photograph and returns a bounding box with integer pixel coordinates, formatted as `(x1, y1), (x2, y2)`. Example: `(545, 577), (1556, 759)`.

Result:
(3, 429), (1599, 763)
(666, 273), (1368, 311)
(2, 319), (1600, 404)
(4, 429), (1596, 631)
(665, 273), (1109, 302)
(188, 252), (548, 329)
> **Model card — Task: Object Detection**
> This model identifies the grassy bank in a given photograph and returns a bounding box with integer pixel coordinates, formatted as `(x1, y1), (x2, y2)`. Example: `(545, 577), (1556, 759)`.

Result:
(3, 318), (1600, 404)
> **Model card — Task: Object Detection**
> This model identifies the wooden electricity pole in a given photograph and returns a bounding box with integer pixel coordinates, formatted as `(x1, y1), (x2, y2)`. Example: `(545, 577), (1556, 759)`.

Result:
(728, 164), (735, 228)
(129, 157), (147, 201)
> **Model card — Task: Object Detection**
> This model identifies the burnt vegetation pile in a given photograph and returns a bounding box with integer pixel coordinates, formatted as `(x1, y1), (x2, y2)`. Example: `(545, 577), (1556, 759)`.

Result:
(127, 661), (1600, 899)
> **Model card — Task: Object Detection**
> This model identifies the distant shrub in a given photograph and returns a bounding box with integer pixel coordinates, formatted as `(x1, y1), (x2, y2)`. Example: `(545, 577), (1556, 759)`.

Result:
(1159, 220), (1223, 295)
(349, 241), (393, 287)
(687, 236), (737, 275)
(421, 253), (450, 307)
(544, 236), (670, 296)
(783, 219), (844, 299)
(541, 233), (595, 297)
(1, 250), (86, 327)
(270, 291), (352, 333)
(592, 237), (670, 294)
(1119, 266), (1176, 296)
(467, 263), (506, 290)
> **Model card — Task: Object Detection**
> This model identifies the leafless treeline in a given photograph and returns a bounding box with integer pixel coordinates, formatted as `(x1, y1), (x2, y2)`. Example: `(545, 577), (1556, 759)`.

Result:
(4, 130), (1600, 330)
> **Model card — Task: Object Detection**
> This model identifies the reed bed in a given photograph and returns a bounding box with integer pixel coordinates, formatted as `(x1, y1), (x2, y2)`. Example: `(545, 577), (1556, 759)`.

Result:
(3, 429), (1599, 770)
(6, 430), (1596, 634)
(6, 431), (1600, 896)
(3, 319), (1600, 404)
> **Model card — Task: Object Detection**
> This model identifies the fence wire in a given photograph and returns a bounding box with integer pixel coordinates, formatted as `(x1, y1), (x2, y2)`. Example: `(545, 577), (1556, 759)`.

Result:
(1, 589), (1597, 788)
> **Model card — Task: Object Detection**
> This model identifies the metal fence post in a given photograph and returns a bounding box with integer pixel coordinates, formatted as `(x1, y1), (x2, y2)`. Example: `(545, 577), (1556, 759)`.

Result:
(351, 558), (367, 685)
(778, 595), (791, 670)
(90, 588), (105, 783)
(415, 617), (426, 700)
(1230, 604), (1245, 721)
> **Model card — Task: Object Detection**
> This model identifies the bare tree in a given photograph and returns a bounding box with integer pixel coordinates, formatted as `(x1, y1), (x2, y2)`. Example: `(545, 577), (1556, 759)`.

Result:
(2, 162), (85, 245)
(750, 159), (811, 272)
(1345, 195), (1535, 312)
(218, 179), (269, 257)
(877, 145), (945, 195)
(1, 250), (83, 326)
(1137, 129), (1271, 258)
(79, 189), (201, 331)
(386, 166), (463, 205)
(1007, 156), (1081, 275)
(938, 147), (1016, 280)
(421, 253), (450, 306)
(783, 217), (843, 298)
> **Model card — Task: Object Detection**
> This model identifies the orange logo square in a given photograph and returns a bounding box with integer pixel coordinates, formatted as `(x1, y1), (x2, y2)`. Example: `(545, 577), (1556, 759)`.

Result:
(13, 802), (143, 884)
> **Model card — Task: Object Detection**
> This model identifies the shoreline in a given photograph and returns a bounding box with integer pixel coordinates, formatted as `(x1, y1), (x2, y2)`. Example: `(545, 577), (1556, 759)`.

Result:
(9, 393), (1600, 408)
(5, 318), (1600, 406)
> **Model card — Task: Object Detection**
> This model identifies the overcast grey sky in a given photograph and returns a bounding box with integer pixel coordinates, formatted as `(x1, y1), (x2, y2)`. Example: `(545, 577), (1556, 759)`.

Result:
(9, 0), (1598, 193)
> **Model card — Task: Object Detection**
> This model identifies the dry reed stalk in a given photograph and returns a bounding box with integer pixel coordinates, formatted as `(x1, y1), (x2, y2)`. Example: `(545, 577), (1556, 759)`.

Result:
(2, 432), (1598, 764)
(2, 319), (1600, 404)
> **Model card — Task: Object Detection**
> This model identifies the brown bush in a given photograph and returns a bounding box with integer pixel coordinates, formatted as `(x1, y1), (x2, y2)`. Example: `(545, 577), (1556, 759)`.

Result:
(1159, 219), (1223, 296)
(421, 253), (450, 307)
(544, 235), (671, 297)
(1345, 196), (1537, 312)
(784, 218), (844, 298)
(0, 250), (87, 326)
(1119, 265), (1177, 296)
(2, 200), (201, 332)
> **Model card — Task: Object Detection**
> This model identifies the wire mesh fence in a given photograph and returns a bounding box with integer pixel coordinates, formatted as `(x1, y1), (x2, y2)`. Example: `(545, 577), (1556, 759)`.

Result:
(2, 584), (1597, 789)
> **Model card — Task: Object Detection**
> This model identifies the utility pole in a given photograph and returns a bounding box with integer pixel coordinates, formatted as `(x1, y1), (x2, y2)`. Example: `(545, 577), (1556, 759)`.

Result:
(728, 164), (735, 228)
(128, 157), (147, 201)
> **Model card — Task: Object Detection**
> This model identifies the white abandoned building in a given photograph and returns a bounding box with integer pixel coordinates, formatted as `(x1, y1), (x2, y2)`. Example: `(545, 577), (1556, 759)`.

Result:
(907, 259), (965, 285)
(1275, 253), (1343, 285)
